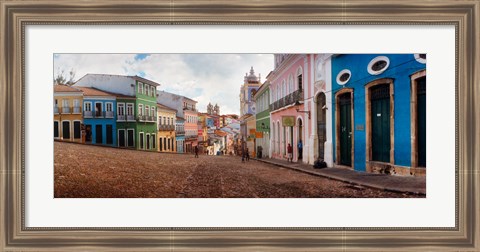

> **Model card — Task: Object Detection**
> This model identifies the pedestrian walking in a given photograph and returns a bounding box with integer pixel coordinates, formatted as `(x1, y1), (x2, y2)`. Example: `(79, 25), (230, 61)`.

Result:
(297, 140), (303, 160)
(194, 145), (199, 158)
(245, 147), (250, 161)
(287, 143), (293, 162)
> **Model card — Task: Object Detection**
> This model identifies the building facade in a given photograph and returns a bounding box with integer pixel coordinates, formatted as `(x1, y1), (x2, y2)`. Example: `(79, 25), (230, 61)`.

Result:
(239, 67), (262, 117)
(74, 74), (160, 151)
(76, 87), (117, 146)
(157, 91), (198, 153)
(175, 117), (185, 153)
(54, 84), (83, 143)
(157, 103), (177, 152)
(254, 79), (271, 158)
(331, 54), (427, 175)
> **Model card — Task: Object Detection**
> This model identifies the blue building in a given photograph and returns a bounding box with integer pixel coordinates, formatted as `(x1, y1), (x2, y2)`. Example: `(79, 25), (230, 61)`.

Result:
(331, 54), (426, 175)
(77, 87), (117, 146)
(175, 116), (185, 153)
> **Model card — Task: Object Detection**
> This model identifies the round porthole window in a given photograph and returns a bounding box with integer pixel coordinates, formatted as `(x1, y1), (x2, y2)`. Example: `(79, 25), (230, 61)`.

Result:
(367, 56), (390, 75)
(414, 53), (426, 64)
(336, 69), (351, 85)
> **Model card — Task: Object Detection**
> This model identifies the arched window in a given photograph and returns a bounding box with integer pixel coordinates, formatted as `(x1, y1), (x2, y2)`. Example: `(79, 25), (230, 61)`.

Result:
(297, 67), (303, 90)
(289, 74), (294, 93)
(277, 84), (281, 101)
(282, 80), (286, 98)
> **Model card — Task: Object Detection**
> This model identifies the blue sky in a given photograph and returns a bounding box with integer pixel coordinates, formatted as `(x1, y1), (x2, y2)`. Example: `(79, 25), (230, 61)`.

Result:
(54, 54), (274, 115)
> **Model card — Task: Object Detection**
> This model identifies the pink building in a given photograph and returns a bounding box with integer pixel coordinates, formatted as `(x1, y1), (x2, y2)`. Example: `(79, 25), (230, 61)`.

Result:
(268, 54), (333, 165)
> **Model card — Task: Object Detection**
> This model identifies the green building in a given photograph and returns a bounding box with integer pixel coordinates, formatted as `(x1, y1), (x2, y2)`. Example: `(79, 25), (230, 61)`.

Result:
(254, 80), (270, 158)
(74, 74), (160, 151)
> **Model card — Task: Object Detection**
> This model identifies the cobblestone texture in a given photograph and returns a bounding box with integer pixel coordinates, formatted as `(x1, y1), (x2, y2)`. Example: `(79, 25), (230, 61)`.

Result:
(55, 142), (421, 198)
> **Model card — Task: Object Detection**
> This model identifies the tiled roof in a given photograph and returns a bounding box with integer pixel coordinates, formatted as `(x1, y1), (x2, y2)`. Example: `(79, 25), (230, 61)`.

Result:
(157, 103), (177, 112)
(53, 84), (82, 92)
(75, 86), (115, 97)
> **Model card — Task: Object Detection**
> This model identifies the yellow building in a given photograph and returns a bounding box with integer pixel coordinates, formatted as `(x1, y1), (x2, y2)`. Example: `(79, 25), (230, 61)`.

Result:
(245, 114), (257, 158)
(54, 84), (84, 143)
(157, 103), (177, 152)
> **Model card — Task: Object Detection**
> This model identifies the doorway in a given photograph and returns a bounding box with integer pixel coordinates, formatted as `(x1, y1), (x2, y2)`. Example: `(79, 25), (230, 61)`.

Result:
(95, 125), (103, 144)
(316, 93), (326, 160)
(416, 76), (426, 167)
(338, 92), (352, 166)
(370, 84), (391, 162)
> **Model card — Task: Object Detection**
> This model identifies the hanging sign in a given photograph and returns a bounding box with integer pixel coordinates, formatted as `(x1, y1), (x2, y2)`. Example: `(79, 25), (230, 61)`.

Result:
(282, 116), (296, 127)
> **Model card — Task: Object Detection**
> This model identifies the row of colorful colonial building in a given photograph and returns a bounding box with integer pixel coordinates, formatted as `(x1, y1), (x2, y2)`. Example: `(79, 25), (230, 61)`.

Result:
(240, 54), (427, 176)
(54, 74), (239, 154)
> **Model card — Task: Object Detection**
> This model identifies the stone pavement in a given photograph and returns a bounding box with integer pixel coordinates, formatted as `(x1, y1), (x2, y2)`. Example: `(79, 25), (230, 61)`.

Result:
(253, 158), (426, 195)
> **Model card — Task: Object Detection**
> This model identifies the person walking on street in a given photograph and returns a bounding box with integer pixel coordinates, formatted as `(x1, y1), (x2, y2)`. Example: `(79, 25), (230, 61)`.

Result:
(297, 139), (303, 160)
(245, 147), (250, 161)
(194, 145), (199, 158)
(287, 143), (293, 162)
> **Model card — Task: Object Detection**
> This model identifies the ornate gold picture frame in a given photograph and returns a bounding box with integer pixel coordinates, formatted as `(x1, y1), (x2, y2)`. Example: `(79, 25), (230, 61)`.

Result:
(1, 0), (479, 250)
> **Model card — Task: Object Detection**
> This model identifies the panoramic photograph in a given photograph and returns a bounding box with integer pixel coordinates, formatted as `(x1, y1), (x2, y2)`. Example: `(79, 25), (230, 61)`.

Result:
(53, 53), (427, 198)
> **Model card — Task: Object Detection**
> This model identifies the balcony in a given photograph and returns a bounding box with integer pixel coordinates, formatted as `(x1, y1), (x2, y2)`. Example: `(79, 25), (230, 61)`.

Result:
(84, 111), (93, 118)
(137, 115), (155, 123)
(270, 89), (303, 111)
(183, 106), (197, 112)
(56, 107), (82, 114)
(127, 115), (135, 121)
(158, 125), (175, 131)
(105, 111), (114, 118)
(117, 115), (125, 121)
(176, 130), (185, 135)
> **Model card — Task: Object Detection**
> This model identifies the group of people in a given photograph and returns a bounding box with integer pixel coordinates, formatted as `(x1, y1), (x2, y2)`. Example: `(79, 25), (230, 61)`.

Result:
(238, 139), (303, 163)
(287, 139), (302, 162)
(241, 147), (250, 162)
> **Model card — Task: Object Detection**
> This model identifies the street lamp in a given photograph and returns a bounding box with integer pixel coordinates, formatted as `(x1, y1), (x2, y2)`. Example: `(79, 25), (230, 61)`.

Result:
(294, 101), (311, 119)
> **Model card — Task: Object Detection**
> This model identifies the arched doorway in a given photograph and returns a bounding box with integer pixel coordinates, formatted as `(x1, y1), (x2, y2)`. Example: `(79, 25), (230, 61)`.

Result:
(316, 93), (326, 160)
(297, 118), (303, 160)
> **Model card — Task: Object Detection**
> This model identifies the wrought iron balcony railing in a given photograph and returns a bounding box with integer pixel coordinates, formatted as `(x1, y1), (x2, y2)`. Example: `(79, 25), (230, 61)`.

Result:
(270, 89), (303, 111)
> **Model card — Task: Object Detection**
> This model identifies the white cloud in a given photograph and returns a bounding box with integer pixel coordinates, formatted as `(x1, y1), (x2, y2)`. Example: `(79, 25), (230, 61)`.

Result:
(54, 54), (273, 115)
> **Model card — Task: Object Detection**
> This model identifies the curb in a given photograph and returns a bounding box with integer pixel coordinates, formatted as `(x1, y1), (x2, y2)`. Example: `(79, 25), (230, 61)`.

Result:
(253, 158), (425, 196)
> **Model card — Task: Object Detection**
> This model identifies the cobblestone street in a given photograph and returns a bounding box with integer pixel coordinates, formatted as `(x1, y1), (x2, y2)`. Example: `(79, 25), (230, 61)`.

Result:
(54, 142), (421, 198)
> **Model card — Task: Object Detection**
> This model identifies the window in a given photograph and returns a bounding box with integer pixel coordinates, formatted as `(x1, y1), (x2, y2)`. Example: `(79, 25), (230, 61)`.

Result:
(138, 104), (143, 116)
(146, 85), (150, 96)
(414, 53), (427, 64)
(117, 103), (125, 115)
(289, 75), (294, 93)
(151, 107), (155, 118)
(126, 103), (133, 116)
(151, 86), (155, 97)
(367, 56), (390, 75)
(336, 69), (352, 85)
(138, 82), (143, 94)
(95, 102), (102, 117)
(106, 102), (113, 112)
(145, 105), (150, 116)
(85, 102), (92, 112)
(297, 68), (303, 90)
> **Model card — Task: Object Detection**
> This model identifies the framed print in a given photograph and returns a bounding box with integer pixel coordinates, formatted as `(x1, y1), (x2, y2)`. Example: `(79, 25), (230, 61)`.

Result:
(1, 0), (479, 251)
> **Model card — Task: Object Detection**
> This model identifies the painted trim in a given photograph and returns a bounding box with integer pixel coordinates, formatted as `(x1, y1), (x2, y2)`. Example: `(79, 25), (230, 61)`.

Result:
(410, 70), (427, 173)
(367, 56), (390, 75)
(336, 69), (352, 85)
(414, 54), (427, 64)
